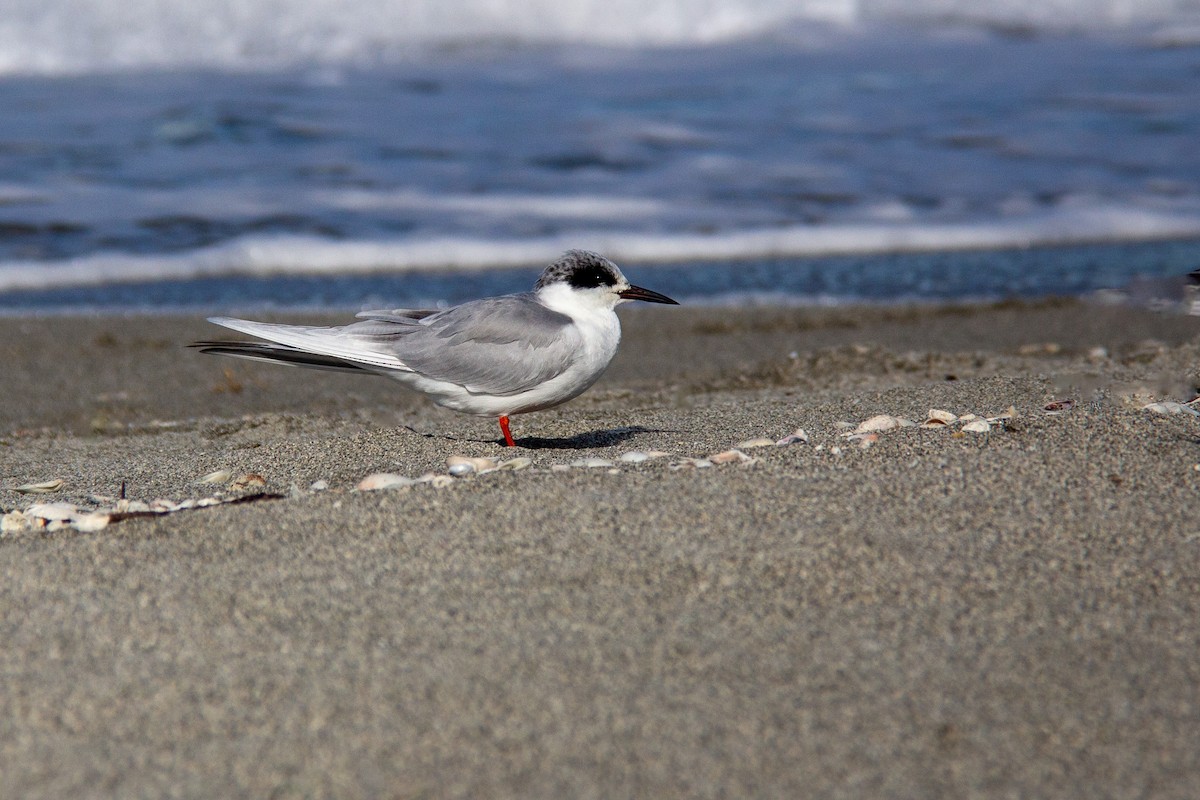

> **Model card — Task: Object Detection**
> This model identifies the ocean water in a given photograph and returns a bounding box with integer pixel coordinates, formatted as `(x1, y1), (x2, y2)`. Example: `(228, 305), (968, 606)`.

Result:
(2, 0), (1200, 312)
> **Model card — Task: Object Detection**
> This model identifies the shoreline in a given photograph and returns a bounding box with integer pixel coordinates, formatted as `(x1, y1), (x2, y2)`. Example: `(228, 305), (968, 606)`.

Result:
(3, 299), (1200, 796)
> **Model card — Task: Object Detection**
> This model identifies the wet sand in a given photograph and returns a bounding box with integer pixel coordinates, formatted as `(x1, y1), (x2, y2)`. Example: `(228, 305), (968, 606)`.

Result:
(2, 300), (1200, 797)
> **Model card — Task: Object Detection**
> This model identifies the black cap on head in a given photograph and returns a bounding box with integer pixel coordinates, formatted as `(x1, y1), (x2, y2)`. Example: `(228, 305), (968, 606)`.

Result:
(535, 250), (622, 291)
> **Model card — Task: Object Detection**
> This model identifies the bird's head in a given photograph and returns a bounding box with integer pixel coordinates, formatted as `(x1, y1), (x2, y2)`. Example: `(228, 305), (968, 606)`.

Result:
(534, 250), (678, 312)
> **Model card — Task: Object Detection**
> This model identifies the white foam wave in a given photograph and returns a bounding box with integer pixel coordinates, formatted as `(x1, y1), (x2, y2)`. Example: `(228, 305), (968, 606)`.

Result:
(3, 0), (1199, 74)
(3, 203), (1198, 293)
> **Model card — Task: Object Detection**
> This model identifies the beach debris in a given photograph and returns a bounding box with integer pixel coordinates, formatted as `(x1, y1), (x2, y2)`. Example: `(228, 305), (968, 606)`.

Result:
(70, 512), (113, 533)
(921, 409), (958, 428)
(356, 473), (416, 491)
(852, 433), (879, 449)
(7, 490), (284, 535)
(850, 414), (913, 435)
(230, 473), (267, 490)
(1, 510), (30, 533)
(447, 455), (499, 476)
(25, 502), (77, 523)
(14, 479), (65, 494)
(197, 469), (233, 485)
(776, 428), (809, 446)
(670, 457), (714, 470)
(496, 457), (533, 471)
(962, 419), (992, 433)
(987, 406), (1018, 423)
(619, 450), (669, 463)
(1043, 399), (1075, 415)
(1142, 401), (1200, 416)
(708, 448), (756, 465)
(570, 457), (616, 469)
(737, 437), (776, 449)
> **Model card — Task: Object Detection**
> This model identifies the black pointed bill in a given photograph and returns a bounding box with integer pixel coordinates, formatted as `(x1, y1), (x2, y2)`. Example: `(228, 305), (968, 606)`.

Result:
(618, 284), (679, 305)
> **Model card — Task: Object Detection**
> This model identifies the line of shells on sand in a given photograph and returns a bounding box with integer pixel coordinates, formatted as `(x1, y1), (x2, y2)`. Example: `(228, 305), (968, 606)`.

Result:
(837, 407), (1017, 448)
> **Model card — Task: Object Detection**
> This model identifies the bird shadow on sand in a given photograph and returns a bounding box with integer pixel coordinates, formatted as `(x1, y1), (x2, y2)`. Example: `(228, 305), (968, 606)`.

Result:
(404, 424), (674, 450)
(512, 425), (675, 450)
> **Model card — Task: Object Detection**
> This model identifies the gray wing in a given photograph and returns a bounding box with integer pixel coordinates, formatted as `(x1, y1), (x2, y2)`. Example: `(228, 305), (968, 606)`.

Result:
(349, 293), (582, 396)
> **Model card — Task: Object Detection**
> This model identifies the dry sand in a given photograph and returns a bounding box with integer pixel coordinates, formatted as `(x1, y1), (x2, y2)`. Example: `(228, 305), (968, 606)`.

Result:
(2, 300), (1200, 797)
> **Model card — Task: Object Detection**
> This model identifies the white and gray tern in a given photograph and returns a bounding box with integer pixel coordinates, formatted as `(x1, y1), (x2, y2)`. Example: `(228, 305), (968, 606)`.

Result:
(191, 250), (678, 446)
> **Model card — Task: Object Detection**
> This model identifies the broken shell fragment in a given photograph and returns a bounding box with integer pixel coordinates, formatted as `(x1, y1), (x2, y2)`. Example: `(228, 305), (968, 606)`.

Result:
(736, 438), (776, 449)
(670, 457), (713, 469)
(14, 479), (65, 494)
(26, 502), (78, 522)
(197, 469), (233, 485)
(496, 457), (532, 471)
(1043, 399), (1075, 414)
(447, 456), (499, 476)
(921, 409), (958, 427)
(1, 510), (30, 533)
(356, 473), (416, 491)
(570, 457), (615, 469)
(708, 449), (755, 465)
(852, 415), (905, 434)
(71, 512), (112, 533)
(987, 406), (1018, 423)
(230, 473), (267, 490)
(1143, 401), (1200, 416)
(962, 419), (992, 433)
(776, 429), (809, 446)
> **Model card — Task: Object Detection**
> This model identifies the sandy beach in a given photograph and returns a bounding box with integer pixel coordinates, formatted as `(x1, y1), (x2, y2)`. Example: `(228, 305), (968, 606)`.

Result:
(3, 299), (1200, 797)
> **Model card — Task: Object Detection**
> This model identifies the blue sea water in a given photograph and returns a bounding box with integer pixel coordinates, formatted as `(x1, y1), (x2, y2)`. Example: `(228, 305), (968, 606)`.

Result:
(1, 0), (1200, 312)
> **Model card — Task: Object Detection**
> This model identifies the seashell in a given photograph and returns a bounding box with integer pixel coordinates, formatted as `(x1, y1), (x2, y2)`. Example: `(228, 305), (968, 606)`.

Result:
(570, 457), (615, 468)
(1043, 399), (1075, 414)
(921, 409), (957, 427)
(447, 456), (498, 476)
(309, 479), (329, 491)
(1142, 401), (1200, 416)
(71, 512), (111, 533)
(987, 406), (1018, 423)
(709, 449), (754, 464)
(26, 502), (78, 522)
(14, 479), (65, 494)
(670, 457), (713, 469)
(853, 415), (903, 434)
(1, 510), (30, 533)
(230, 473), (267, 490)
(356, 473), (416, 491)
(496, 457), (532, 471)
(197, 469), (233, 485)
(736, 438), (776, 449)
(776, 428), (809, 446)
(962, 419), (991, 433)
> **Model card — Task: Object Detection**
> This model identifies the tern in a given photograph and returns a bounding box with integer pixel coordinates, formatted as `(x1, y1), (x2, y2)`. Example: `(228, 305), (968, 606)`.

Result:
(190, 250), (678, 446)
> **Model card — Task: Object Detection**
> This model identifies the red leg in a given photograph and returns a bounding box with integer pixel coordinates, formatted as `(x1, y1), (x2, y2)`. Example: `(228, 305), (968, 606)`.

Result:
(498, 415), (515, 447)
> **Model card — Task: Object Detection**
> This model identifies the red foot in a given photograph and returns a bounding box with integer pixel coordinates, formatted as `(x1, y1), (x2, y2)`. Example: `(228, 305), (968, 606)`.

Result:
(498, 415), (515, 447)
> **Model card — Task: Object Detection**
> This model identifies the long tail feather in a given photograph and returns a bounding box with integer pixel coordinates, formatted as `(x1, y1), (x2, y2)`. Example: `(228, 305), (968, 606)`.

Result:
(189, 341), (376, 375)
